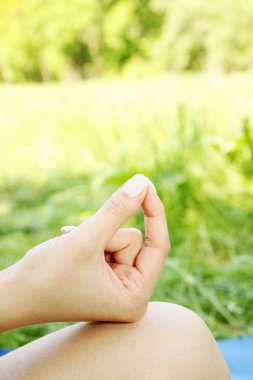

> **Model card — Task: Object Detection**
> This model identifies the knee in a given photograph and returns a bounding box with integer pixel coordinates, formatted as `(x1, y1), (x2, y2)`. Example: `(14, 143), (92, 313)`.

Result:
(139, 302), (230, 380)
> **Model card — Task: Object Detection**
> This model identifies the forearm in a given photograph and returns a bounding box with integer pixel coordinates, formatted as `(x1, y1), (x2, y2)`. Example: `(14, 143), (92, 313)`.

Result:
(0, 263), (37, 333)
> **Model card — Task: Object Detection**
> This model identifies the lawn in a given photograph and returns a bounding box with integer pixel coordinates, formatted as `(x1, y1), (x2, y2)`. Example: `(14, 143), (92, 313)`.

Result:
(0, 74), (252, 348)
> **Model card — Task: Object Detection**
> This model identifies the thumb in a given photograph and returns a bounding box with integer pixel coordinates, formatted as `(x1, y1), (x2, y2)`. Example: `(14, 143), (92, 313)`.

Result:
(80, 174), (154, 245)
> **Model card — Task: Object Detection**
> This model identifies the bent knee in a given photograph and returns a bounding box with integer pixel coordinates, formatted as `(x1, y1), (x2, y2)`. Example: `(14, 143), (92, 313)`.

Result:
(140, 302), (230, 380)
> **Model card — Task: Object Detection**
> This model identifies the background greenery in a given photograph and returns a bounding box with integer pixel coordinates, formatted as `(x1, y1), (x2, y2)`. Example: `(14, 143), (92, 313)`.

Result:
(0, 75), (253, 347)
(1, 0), (253, 81)
(0, 0), (252, 349)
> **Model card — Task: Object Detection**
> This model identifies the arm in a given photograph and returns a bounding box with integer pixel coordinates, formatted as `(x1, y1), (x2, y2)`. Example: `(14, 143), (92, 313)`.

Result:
(0, 264), (35, 332)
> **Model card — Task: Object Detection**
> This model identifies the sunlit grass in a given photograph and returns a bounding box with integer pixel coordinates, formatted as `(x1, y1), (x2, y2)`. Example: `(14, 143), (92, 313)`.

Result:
(0, 73), (252, 347)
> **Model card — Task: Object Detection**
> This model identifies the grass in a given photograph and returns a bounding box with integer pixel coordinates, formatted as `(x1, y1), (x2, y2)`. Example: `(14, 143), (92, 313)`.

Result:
(0, 73), (252, 348)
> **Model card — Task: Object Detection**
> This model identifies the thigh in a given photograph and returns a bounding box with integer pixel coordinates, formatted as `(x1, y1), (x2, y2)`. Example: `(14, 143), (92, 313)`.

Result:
(0, 302), (230, 380)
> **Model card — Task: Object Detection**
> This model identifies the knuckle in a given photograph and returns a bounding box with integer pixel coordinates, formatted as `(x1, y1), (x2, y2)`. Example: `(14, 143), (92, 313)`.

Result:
(105, 196), (130, 219)
(164, 238), (171, 256)
(129, 228), (143, 243)
(118, 301), (147, 323)
(127, 302), (148, 322)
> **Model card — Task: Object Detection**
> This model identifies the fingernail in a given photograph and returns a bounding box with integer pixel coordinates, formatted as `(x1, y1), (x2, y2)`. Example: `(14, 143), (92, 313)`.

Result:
(122, 174), (148, 197)
(61, 225), (76, 233)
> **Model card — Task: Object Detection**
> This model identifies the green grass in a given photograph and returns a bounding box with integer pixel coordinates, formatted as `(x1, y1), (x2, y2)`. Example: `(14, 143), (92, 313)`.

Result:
(0, 73), (253, 348)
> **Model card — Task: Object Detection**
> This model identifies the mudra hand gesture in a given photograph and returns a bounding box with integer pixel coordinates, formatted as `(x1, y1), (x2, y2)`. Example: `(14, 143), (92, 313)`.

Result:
(0, 174), (170, 332)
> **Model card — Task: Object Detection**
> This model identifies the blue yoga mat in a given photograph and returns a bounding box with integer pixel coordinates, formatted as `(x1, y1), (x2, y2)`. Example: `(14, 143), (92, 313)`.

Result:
(217, 337), (253, 380)
(1, 337), (253, 379)
(0, 348), (11, 356)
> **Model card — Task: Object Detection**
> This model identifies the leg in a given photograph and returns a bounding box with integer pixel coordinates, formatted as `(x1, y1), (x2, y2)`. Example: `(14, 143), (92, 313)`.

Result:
(0, 302), (230, 380)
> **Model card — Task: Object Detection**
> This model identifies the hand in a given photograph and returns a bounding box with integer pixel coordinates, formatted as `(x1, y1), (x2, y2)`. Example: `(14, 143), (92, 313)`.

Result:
(0, 174), (170, 331)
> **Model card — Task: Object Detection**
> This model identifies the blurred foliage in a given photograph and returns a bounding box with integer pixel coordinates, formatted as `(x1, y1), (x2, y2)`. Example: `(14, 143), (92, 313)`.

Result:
(152, 0), (253, 72)
(1, 0), (253, 81)
(0, 0), (163, 81)
(0, 74), (253, 347)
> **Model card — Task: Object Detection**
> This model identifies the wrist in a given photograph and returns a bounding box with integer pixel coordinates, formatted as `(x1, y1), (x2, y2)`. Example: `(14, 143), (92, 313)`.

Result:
(0, 262), (36, 333)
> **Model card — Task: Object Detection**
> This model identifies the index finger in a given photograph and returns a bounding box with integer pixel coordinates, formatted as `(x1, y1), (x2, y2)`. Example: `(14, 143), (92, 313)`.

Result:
(135, 183), (170, 286)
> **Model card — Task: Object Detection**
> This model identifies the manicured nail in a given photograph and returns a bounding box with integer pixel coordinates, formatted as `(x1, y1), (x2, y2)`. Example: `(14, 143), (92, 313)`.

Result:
(122, 174), (148, 197)
(61, 225), (76, 234)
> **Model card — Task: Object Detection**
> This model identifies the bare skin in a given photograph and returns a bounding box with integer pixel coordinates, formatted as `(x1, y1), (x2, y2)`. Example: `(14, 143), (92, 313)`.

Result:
(0, 174), (230, 379)
(0, 302), (230, 380)
(0, 174), (169, 331)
